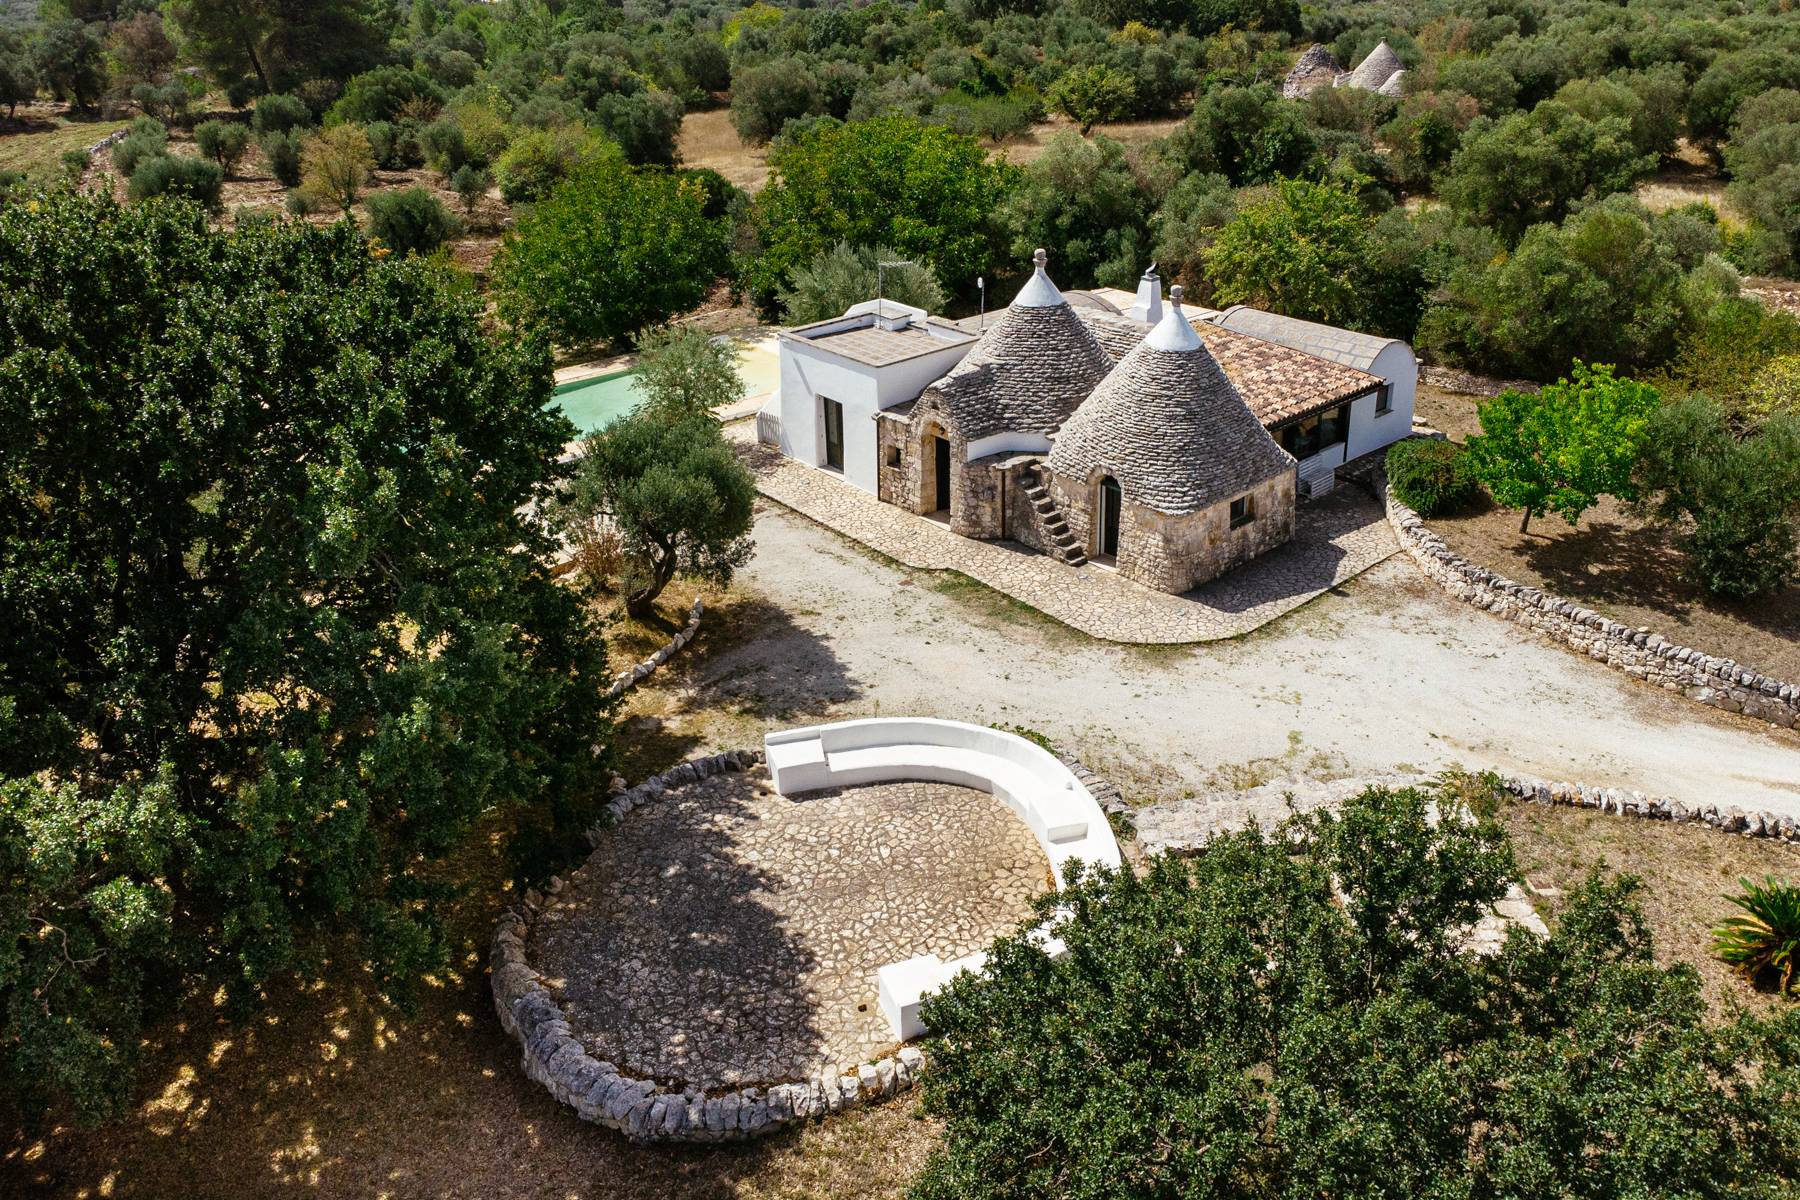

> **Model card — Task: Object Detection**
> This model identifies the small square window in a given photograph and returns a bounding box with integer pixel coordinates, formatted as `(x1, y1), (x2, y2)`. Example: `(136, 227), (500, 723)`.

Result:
(1229, 495), (1254, 529)
(1375, 384), (1393, 415)
(886, 445), (902, 467)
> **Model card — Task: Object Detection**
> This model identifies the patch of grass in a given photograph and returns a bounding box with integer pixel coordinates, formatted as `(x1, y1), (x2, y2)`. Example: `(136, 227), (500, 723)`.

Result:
(0, 114), (130, 179)
(1498, 800), (1800, 1017)
(929, 570), (1080, 643)
(991, 722), (1055, 753)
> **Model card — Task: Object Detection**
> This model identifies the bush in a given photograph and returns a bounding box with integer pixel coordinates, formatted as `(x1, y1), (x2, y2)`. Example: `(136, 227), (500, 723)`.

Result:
(776, 240), (947, 325)
(193, 120), (251, 175)
(252, 93), (312, 136)
(326, 66), (444, 127)
(299, 125), (375, 216)
(130, 80), (188, 125)
(1713, 876), (1800, 996)
(419, 117), (470, 176)
(730, 58), (822, 145)
(110, 117), (167, 176)
(363, 120), (420, 170)
(495, 125), (610, 205)
(258, 130), (304, 187)
(127, 154), (224, 212)
(364, 186), (459, 256)
(1635, 397), (1800, 599)
(1385, 438), (1478, 516)
(449, 163), (491, 216)
(59, 148), (89, 181)
(914, 778), (1800, 1199)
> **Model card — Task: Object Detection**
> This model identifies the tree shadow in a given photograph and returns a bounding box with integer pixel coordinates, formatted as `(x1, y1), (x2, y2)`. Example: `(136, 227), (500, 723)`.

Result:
(0, 769), (902, 1200)
(662, 595), (864, 723)
(1511, 518), (1701, 616)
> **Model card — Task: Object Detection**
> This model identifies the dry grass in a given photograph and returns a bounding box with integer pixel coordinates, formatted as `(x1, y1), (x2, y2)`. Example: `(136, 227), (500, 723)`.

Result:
(1411, 386), (1800, 681)
(680, 108), (770, 193)
(0, 103), (131, 178)
(674, 108), (1187, 194)
(997, 114), (1185, 166)
(1498, 800), (1800, 1017)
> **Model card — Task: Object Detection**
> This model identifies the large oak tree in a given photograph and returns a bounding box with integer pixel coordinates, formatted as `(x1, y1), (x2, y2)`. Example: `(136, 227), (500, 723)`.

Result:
(0, 194), (613, 1119)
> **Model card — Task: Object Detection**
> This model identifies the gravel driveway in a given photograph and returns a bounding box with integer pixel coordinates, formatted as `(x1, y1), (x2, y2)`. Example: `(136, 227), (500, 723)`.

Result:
(679, 504), (1800, 818)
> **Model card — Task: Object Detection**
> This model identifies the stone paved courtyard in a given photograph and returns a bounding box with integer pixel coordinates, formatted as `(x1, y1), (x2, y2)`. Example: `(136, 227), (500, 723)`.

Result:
(528, 767), (1049, 1091)
(733, 429), (1399, 643)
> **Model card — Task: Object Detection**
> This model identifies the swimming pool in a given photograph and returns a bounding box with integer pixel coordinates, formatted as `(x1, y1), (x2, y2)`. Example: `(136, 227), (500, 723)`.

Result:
(551, 341), (781, 435)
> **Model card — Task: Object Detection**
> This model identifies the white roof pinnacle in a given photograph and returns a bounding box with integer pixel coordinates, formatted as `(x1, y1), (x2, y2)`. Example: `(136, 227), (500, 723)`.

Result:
(1012, 247), (1067, 308)
(1143, 284), (1204, 352)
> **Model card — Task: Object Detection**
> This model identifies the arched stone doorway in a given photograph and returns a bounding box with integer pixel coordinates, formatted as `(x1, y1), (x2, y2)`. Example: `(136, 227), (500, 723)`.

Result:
(1095, 476), (1122, 560)
(919, 423), (953, 516)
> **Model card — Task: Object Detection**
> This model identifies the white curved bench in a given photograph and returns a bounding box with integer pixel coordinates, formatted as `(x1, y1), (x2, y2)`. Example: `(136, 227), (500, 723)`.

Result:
(764, 718), (1122, 1039)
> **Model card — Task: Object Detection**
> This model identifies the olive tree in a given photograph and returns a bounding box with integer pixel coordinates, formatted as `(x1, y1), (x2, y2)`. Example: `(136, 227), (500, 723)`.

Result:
(558, 411), (756, 617)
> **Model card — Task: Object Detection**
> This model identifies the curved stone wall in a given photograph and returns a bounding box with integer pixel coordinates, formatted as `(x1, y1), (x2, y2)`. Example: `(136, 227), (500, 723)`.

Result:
(1383, 480), (1800, 730)
(491, 749), (925, 1144)
(603, 597), (703, 702)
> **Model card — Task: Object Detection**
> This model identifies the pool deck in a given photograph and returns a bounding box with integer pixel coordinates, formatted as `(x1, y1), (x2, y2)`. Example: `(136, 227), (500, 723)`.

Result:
(553, 331), (779, 450)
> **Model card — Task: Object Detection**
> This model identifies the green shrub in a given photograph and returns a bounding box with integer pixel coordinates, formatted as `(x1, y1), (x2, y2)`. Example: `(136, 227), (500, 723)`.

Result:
(130, 80), (188, 125)
(364, 186), (459, 256)
(59, 148), (89, 180)
(110, 117), (167, 176)
(128, 154), (224, 212)
(193, 120), (251, 175)
(0, 168), (25, 205)
(259, 130), (304, 187)
(419, 117), (470, 176)
(914, 779), (1800, 1198)
(1714, 876), (1800, 995)
(1385, 437), (1478, 516)
(448, 163), (491, 216)
(326, 66), (444, 126)
(252, 92), (312, 136)
(363, 120), (421, 170)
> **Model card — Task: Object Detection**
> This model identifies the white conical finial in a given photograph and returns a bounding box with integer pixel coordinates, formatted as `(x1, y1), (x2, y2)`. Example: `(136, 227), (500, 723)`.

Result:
(1013, 246), (1066, 307)
(1145, 282), (1203, 351)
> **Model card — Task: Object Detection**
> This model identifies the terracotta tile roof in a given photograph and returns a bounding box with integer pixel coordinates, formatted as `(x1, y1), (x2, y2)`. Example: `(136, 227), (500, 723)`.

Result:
(1073, 309), (1381, 428)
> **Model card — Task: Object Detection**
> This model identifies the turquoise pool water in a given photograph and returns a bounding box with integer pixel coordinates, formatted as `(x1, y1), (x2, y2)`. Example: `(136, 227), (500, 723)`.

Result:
(551, 344), (783, 436)
(552, 369), (648, 434)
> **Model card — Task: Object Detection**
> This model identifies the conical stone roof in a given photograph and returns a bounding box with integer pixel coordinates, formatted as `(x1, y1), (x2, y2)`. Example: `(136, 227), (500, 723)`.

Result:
(1376, 68), (1407, 98)
(923, 250), (1114, 441)
(1346, 39), (1403, 90)
(1047, 289), (1295, 515)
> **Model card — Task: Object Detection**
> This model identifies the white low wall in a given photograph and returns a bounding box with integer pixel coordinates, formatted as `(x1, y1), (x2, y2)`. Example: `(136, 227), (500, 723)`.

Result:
(764, 718), (1122, 1040)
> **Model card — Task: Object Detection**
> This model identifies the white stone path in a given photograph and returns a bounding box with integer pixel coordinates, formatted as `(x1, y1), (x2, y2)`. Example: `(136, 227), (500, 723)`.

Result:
(735, 432), (1400, 644)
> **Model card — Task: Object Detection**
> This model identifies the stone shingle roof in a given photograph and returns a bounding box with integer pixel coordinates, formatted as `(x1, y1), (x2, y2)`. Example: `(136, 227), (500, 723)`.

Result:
(1048, 296), (1295, 515)
(1073, 308), (1381, 428)
(1283, 43), (1344, 99)
(1346, 40), (1403, 91)
(923, 254), (1114, 441)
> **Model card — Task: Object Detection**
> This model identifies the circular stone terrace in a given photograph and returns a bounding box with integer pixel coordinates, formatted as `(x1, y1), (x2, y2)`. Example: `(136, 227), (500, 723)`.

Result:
(527, 764), (1052, 1091)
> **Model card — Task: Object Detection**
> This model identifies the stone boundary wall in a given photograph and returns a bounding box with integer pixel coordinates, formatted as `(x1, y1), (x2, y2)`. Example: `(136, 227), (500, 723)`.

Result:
(603, 597), (703, 702)
(87, 129), (128, 158)
(1383, 481), (1800, 730)
(490, 748), (925, 1144)
(1498, 772), (1800, 842)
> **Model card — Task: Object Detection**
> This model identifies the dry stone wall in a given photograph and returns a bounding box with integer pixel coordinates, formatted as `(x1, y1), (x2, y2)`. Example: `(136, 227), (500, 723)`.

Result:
(1384, 481), (1800, 730)
(603, 597), (703, 702)
(1498, 772), (1800, 843)
(490, 749), (926, 1144)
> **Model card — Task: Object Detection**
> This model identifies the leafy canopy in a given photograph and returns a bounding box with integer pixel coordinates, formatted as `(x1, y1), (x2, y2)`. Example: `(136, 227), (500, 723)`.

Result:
(746, 116), (1019, 310)
(1463, 362), (1660, 532)
(0, 193), (612, 1120)
(1204, 175), (1375, 328)
(776, 241), (948, 326)
(914, 778), (1800, 1200)
(493, 155), (729, 349)
(631, 325), (747, 422)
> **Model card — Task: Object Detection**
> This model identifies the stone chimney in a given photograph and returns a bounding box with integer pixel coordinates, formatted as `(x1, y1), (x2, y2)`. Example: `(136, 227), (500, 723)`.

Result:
(1127, 263), (1163, 325)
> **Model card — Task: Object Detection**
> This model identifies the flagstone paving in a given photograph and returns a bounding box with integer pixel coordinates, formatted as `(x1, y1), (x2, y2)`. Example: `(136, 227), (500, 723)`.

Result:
(528, 767), (1049, 1091)
(732, 432), (1399, 643)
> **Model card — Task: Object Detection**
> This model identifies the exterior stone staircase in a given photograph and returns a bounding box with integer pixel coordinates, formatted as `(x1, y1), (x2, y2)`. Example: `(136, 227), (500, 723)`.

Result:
(1019, 464), (1087, 566)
